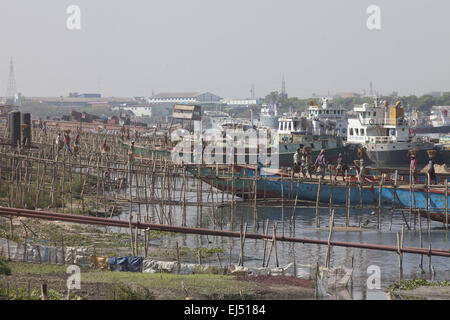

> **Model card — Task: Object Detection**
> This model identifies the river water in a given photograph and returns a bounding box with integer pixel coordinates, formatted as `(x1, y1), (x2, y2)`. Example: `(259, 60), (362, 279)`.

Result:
(115, 179), (449, 300)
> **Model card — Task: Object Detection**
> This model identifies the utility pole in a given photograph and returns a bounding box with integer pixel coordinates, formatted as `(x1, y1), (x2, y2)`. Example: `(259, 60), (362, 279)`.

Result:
(5, 57), (17, 104)
(281, 75), (286, 98)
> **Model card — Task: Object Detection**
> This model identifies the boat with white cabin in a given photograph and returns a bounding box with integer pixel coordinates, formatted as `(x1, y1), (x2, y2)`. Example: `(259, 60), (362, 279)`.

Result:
(346, 99), (434, 166)
(304, 98), (348, 138)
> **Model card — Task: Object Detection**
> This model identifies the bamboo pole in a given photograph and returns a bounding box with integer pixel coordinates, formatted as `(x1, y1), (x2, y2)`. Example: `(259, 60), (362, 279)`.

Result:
(426, 173), (431, 241)
(445, 178), (448, 241)
(199, 166), (203, 228)
(35, 150), (42, 208)
(409, 168), (413, 228)
(261, 219), (269, 267)
(253, 175), (258, 231)
(315, 177), (321, 228)
(128, 155), (135, 256)
(418, 209), (424, 273)
(182, 166), (187, 227)
(396, 227), (403, 282)
(281, 174), (284, 236)
(61, 154), (66, 213)
(176, 241), (181, 274)
(291, 174), (300, 235)
(378, 175), (383, 230)
(329, 177), (334, 216)
(273, 222), (279, 268)
(69, 155), (73, 214)
(359, 179), (363, 228)
(238, 222), (247, 266)
(428, 243), (433, 278)
(325, 209), (335, 268)
(197, 248), (202, 265)
(346, 173), (350, 227)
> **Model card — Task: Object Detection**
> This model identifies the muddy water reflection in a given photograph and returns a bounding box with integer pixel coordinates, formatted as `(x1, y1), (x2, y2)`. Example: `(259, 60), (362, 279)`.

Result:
(114, 181), (449, 300)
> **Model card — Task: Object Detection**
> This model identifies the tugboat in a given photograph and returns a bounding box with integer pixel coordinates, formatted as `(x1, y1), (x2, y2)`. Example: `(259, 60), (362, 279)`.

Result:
(277, 113), (347, 167)
(346, 99), (434, 166)
(304, 98), (348, 138)
(410, 106), (450, 135)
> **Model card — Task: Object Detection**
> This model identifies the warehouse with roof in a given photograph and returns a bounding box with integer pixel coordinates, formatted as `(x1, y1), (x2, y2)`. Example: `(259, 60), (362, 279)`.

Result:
(147, 92), (221, 105)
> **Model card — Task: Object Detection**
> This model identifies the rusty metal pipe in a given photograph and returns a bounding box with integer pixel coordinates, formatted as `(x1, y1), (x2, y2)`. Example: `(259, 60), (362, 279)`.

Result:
(0, 206), (449, 257)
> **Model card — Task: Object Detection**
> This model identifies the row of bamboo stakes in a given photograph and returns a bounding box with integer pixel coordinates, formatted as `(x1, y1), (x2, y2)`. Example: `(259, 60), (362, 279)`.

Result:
(0, 122), (447, 280)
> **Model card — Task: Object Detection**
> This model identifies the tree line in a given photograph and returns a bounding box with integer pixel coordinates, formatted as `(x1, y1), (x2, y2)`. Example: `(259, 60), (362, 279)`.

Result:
(263, 91), (450, 114)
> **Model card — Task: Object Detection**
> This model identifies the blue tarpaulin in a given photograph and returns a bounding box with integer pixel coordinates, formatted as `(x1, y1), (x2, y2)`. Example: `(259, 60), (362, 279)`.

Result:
(108, 256), (143, 272)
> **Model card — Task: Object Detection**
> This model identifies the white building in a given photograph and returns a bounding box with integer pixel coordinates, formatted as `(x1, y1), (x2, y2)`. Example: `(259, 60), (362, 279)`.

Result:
(147, 92), (221, 104)
(222, 98), (262, 107)
(121, 105), (153, 117)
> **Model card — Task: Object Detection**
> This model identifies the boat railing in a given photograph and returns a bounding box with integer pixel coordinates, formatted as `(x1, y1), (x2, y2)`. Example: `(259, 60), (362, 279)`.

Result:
(368, 136), (396, 144)
(360, 118), (405, 126)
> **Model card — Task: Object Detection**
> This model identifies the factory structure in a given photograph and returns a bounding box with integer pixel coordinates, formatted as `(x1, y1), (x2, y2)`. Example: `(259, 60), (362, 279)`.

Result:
(147, 92), (222, 105)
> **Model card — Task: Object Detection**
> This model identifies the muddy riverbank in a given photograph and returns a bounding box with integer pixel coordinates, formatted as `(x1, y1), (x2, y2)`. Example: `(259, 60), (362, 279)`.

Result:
(0, 217), (316, 300)
(0, 261), (316, 300)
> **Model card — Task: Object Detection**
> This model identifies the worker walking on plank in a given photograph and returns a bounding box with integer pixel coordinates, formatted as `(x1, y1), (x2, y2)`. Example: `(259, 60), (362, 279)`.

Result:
(315, 149), (326, 179)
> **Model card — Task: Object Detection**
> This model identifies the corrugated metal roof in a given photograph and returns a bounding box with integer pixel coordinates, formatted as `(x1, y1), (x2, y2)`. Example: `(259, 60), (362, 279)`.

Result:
(173, 104), (197, 111)
(150, 92), (202, 99)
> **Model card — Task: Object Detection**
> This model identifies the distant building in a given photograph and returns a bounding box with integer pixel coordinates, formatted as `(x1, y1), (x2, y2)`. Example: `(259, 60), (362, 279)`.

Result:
(25, 96), (137, 108)
(222, 98), (263, 107)
(147, 92), (221, 105)
(122, 104), (153, 117)
(65, 93), (101, 98)
(79, 93), (101, 98)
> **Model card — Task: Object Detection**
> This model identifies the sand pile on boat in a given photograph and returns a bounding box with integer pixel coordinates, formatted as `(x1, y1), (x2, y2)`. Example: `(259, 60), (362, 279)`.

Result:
(420, 163), (450, 174)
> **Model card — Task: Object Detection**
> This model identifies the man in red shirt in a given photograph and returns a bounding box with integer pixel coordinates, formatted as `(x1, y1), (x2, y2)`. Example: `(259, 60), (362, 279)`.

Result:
(64, 132), (72, 155)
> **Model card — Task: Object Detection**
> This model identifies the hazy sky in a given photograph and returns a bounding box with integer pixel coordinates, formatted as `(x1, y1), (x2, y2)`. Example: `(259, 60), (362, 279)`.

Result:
(1, 0), (449, 98)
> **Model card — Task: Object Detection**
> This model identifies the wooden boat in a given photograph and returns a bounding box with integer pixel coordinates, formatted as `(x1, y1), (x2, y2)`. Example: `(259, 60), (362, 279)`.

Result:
(119, 138), (171, 158)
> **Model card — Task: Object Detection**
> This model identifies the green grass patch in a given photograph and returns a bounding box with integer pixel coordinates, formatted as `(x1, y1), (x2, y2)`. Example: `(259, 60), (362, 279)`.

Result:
(148, 230), (177, 239)
(0, 286), (63, 300)
(70, 224), (85, 231)
(388, 279), (450, 291)
(109, 282), (154, 300)
(6, 261), (68, 275)
(0, 258), (11, 276)
(178, 246), (224, 258)
(196, 247), (224, 257)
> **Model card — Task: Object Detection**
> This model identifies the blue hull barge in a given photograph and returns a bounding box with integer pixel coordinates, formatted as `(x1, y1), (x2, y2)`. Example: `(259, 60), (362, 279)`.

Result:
(188, 164), (450, 223)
